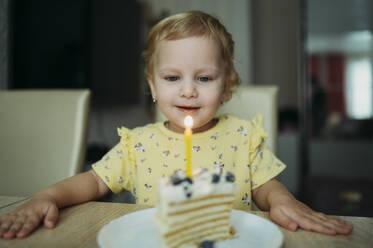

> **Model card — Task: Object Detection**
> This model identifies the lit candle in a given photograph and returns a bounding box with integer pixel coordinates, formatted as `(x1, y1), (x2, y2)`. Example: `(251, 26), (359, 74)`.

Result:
(184, 115), (193, 178)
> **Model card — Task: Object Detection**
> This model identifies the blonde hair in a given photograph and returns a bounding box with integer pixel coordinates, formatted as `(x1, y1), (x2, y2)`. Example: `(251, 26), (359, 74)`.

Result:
(143, 10), (241, 101)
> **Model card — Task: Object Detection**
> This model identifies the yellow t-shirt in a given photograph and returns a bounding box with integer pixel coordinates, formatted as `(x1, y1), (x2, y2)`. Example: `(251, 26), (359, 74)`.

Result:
(92, 114), (286, 210)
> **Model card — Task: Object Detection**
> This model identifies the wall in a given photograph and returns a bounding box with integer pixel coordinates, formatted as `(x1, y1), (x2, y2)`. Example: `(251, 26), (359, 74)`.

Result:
(251, 0), (301, 109)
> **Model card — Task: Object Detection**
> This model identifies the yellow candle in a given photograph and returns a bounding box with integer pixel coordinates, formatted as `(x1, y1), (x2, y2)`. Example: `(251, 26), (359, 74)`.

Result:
(184, 115), (193, 178)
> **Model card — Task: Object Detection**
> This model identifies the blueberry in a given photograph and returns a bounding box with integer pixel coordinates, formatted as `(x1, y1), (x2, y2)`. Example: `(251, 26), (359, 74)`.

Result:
(184, 177), (193, 184)
(225, 171), (235, 182)
(200, 240), (214, 248)
(170, 175), (183, 185)
(212, 174), (220, 183)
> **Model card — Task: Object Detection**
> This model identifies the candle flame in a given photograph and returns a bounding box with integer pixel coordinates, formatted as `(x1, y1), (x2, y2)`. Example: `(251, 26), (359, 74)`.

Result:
(184, 115), (193, 129)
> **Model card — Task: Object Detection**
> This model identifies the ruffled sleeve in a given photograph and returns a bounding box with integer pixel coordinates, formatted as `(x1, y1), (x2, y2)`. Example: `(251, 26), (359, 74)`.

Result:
(249, 114), (286, 190)
(118, 127), (136, 166)
(249, 114), (268, 164)
(91, 127), (136, 194)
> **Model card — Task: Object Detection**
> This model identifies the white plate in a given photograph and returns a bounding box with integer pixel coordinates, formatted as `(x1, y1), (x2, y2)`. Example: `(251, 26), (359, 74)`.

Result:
(97, 208), (283, 248)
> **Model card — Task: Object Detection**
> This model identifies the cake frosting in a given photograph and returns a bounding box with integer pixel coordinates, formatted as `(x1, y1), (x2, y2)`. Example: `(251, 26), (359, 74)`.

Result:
(154, 168), (238, 248)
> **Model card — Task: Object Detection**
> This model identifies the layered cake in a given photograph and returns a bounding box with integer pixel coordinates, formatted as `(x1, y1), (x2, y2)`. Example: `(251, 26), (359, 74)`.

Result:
(154, 168), (238, 248)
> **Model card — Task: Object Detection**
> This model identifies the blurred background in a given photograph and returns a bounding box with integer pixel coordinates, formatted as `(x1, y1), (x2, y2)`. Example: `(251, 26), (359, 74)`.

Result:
(0, 0), (372, 216)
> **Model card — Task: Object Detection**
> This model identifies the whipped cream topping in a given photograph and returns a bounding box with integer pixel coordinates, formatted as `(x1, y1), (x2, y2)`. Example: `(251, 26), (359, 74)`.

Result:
(158, 168), (238, 204)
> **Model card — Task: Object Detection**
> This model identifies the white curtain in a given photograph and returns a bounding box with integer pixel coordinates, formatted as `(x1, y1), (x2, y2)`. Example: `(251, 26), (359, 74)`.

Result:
(141, 0), (253, 85)
(344, 55), (373, 119)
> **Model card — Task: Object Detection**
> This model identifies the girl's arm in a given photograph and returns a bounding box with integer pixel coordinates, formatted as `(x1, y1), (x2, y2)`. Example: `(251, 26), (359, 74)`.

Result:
(0, 170), (109, 239)
(252, 178), (353, 235)
(35, 170), (110, 208)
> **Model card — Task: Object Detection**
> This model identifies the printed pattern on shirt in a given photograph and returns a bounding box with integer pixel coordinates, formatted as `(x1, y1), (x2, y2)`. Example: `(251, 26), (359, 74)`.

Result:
(92, 114), (286, 210)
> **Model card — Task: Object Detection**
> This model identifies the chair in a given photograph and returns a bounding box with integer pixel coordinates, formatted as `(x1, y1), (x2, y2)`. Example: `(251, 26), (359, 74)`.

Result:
(155, 85), (279, 154)
(0, 90), (91, 196)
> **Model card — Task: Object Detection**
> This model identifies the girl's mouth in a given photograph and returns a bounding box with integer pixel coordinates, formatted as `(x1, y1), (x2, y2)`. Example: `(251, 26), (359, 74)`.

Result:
(176, 106), (200, 113)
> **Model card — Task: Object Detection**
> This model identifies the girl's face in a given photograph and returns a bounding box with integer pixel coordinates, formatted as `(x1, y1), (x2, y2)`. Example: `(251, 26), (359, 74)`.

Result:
(148, 36), (227, 133)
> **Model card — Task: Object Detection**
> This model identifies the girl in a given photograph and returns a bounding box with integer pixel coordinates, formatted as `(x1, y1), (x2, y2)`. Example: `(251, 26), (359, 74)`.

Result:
(0, 11), (352, 240)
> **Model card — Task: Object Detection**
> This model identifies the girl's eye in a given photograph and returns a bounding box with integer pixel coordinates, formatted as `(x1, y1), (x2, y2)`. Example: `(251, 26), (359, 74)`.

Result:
(198, 76), (210, 82)
(165, 76), (179, 81)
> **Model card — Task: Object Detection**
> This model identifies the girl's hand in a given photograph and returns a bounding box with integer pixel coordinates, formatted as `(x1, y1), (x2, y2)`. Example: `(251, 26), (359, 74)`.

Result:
(269, 195), (353, 235)
(0, 196), (59, 239)
(0, 170), (109, 240)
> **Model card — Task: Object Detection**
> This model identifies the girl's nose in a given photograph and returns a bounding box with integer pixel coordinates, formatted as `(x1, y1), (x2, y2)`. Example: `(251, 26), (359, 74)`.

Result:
(179, 80), (198, 98)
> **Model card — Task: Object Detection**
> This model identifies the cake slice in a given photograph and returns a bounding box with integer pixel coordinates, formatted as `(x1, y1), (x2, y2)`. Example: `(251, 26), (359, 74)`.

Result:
(154, 168), (238, 248)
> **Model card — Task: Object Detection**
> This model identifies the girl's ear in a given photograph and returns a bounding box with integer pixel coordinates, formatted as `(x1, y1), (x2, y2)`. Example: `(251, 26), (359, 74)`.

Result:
(147, 74), (156, 100)
(220, 85), (230, 104)
(220, 95), (228, 105)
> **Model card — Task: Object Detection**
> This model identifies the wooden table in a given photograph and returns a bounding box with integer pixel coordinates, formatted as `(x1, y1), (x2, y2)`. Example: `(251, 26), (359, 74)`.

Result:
(0, 196), (372, 248)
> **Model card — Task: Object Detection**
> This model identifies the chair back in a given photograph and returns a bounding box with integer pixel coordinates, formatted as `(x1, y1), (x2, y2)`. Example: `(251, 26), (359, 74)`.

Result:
(155, 85), (278, 154)
(0, 90), (90, 196)
(217, 85), (278, 154)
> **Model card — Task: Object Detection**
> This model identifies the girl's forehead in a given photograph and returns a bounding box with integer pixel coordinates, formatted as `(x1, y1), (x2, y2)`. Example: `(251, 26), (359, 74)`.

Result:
(156, 35), (220, 49)
(154, 36), (224, 66)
